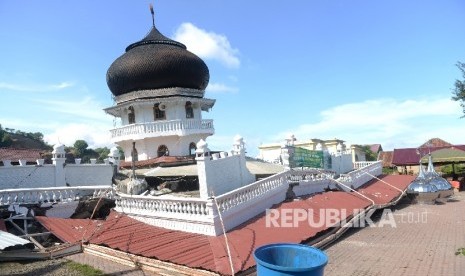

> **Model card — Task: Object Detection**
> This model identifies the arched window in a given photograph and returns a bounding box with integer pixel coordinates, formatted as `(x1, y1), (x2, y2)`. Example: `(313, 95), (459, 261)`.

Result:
(189, 142), (197, 156)
(153, 103), (165, 120)
(157, 145), (169, 157)
(185, 101), (194, 118)
(128, 106), (135, 124)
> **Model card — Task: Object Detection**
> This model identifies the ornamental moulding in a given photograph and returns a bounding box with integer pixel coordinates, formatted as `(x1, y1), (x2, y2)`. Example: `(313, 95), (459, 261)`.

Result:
(115, 87), (205, 104)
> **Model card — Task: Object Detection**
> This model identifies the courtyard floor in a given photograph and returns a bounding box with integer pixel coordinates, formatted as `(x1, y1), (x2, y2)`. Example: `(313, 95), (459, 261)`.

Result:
(324, 192), (465, 276)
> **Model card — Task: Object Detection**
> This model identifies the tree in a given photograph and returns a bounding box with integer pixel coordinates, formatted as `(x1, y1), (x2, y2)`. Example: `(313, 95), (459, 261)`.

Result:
(1, 133), (12, 147)
(94, 147), (110, 162)
(0, 124), (4, 144)
(73, 140), (89, 158)
(361, 145), (377, 161)
(452, 62), (465, 117)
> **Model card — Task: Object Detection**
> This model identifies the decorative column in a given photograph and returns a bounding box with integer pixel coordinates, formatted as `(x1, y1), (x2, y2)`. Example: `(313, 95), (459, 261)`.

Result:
(52, 143), (66, 186)
(195, 139), (211, 199)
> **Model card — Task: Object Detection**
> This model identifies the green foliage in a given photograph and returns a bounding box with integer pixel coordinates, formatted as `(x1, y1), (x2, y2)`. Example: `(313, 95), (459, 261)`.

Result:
(452, 61), (465, 117)
(1, 133), (13, 147)
(95, 147), (110, 162)
(361, 145), (378, 161)
(456, 248), (465, 256)
(382, 167), (396, 175)
(65, 260), (104, 275)
(0, 124), (13, 147)
(440, 164), (454, 175)
(117, 146), (125, 159)
(73, 140), (89, 158)
(0, 123), (51, 149)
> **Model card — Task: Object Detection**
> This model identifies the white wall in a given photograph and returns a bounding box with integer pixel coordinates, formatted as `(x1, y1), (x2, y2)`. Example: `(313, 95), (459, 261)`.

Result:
(197, 152), (255, 199)
(0, 165), (55, 189)
(331, 153), (353, 174)
(65, 164), (113, 186)
(120, 133), (209, 161)
(0, 162), (113, 189)
(119, 101), (203, 125)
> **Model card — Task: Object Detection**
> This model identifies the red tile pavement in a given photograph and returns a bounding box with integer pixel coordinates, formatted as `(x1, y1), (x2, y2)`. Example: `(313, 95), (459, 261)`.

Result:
(324, 193), (465, 275)
(37, 174), (414, 275)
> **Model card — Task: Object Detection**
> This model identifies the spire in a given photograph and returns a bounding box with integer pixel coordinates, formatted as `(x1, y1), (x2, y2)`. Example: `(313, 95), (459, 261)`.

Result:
(427, 154), (435, 174)
(149, 3), (155, 27)
(418, 162), (426, 179)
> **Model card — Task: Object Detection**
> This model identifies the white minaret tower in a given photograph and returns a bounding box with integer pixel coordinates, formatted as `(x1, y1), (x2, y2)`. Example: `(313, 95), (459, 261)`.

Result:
(104, 7), (215, 163)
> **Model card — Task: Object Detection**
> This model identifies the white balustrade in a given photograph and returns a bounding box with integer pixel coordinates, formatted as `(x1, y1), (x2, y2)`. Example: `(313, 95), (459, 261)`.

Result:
(286, 169), (335, 182)
(115, 195), (211, 218)
(353, 161), (379, 170)
(110, 119), (214, 139)
(339, 161), (382, 190)
(0, 186), (113, 206)
(215, 172), (288, 213)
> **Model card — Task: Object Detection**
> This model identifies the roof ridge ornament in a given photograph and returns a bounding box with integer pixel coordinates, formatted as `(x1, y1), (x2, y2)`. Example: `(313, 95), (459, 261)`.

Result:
(149, 3), (155, 27)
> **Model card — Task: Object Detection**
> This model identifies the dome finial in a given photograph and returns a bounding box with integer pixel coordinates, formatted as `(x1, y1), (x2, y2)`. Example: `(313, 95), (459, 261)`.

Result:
(149, 3), (155, 27)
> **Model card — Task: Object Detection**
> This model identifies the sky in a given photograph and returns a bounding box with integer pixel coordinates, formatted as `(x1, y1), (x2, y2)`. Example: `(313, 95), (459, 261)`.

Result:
(1, 1), (464, 157)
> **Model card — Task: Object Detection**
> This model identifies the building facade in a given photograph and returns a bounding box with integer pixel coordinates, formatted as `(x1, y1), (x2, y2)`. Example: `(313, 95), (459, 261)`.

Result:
(104, 18), (215, 162)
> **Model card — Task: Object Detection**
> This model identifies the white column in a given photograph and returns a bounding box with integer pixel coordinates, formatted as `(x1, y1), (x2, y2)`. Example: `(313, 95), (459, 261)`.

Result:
(195, 139), (211, 199)
(52, 143), (66, 186)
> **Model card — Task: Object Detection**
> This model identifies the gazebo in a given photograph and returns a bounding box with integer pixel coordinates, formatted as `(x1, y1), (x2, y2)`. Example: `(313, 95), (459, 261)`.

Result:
(420, 147), (465, 179)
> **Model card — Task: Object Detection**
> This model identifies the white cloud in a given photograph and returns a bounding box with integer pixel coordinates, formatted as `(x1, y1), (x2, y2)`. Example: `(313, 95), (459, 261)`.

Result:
(206, 82), (238, 93)
(275, 96), (465, 150)
(43, 123), (114, 149)
(0, 81), (74, 92)
(173, 22), (240, 68)
(32, 96), (112, 122)
(204, 135), (233, 152)
(1, 93), (115, 149)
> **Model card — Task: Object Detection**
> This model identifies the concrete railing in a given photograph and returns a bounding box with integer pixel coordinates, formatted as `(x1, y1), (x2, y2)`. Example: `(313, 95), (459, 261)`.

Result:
(286, 169), (336, 183)
(110, 119), (214, 140)
(0, 186), (114, 206)
(215, 172), (288, 213)
(353, 161), (379, 170)
(115, 195), (211, 219)
(339, 161), (383, 190)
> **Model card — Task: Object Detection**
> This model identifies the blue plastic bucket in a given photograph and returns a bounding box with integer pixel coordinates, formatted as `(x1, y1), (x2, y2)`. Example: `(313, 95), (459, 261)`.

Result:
(254, 243), (328, 276)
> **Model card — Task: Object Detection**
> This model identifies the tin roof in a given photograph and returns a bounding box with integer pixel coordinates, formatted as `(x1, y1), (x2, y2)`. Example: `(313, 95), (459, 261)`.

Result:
(0, 230), (34, 251)
(378, 151), (393, 167)
(392, 145), (465, 166)
(420, 147), (465, 163)
(358, 174), (415, 205)
(37, 174), (413, 275)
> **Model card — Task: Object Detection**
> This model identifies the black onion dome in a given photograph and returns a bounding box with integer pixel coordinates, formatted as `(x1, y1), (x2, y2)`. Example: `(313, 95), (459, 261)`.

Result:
(106, 26), (209, 97)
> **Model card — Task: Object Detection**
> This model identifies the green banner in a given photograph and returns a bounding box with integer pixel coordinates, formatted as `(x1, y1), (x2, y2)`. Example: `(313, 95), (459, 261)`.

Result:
(290, 147), (324, 168)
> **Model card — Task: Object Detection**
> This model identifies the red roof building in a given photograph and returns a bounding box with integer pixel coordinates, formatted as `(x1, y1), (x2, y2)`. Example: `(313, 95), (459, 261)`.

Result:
(0, 147), (43, 164)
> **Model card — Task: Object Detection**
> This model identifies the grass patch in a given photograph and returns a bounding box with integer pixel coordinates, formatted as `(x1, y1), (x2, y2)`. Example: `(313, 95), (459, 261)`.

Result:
(65, 260), (104, 275)
(455, 248), (465, 256)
